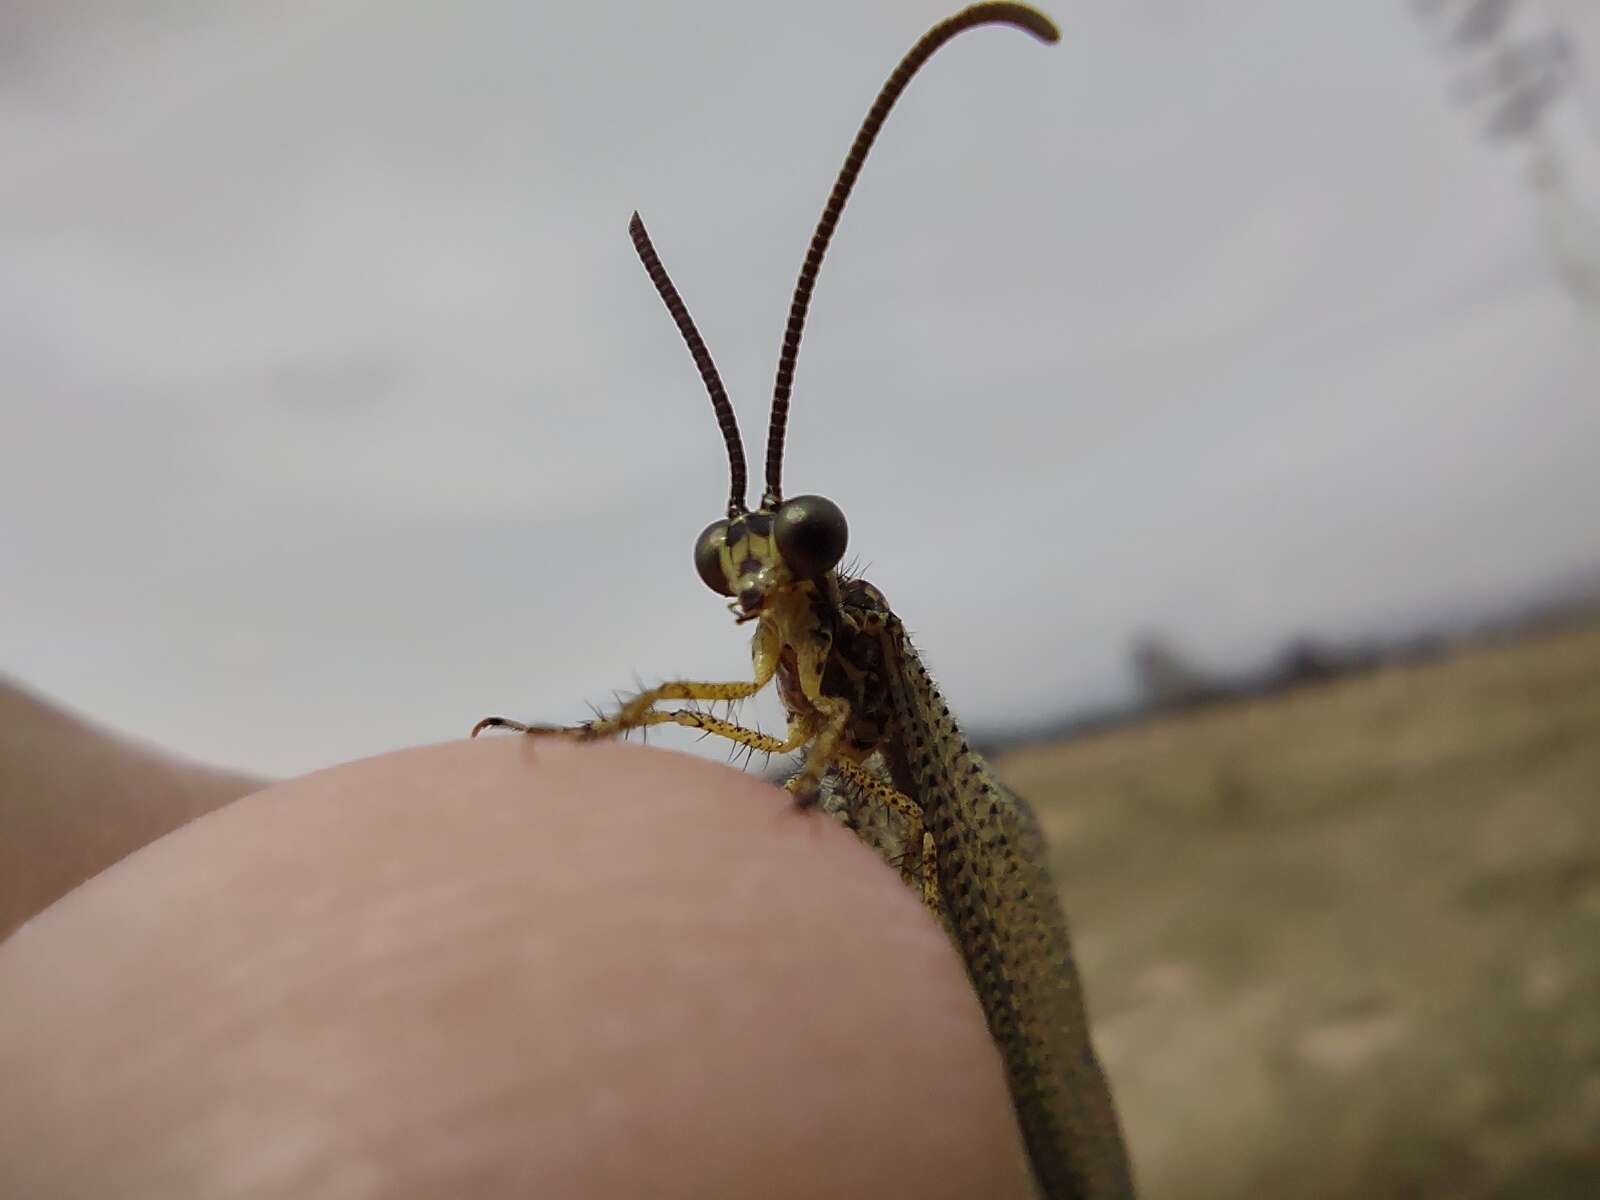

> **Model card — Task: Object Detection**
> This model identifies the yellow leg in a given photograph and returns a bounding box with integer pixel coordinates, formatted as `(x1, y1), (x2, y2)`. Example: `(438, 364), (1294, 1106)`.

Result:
(474, 705), (810, 755)
(918, 831), (944, 924)
(474, 622), (784, 741)
(829, 759), (944, 922)
(640, 708), (811, 756)
(785, 695), (850, 807)
(472, 676), (774, 741)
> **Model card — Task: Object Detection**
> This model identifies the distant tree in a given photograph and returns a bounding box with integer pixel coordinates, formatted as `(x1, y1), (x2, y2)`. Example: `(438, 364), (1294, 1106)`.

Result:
(1271, 638), (1343, 690)
(1129, 635), (1218, 710)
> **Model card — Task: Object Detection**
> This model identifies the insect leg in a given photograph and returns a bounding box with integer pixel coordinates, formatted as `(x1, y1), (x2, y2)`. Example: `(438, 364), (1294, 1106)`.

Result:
(472, 677), (771, 740)
(642, 708), (812, 757)
(784, 694), (851, 807)
(473, 619), (783, 740)
(831, 758), (945, 924)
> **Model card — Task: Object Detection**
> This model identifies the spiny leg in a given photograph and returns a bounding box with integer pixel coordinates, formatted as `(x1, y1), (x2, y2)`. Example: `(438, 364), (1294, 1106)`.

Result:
(478, 706), (811, 762)
(652, 708), (811, 757)
(607, 677), (771, 731)
(830, 758), (944, 923)
(917, 831), (944, 931)
(473, 676), (774, 741)
(475, 621), (783, 741)
(785, 695), (851, 807)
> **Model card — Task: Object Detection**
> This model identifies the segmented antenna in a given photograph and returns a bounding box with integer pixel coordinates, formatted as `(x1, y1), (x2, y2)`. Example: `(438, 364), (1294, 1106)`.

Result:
(762, 3), (1059, 506)
(629, 212), (749, 517)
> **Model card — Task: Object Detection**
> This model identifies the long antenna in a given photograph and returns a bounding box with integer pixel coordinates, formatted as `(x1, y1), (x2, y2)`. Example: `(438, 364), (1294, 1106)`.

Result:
(762, 3), (1059, 506)
(629, 211), (749, 516)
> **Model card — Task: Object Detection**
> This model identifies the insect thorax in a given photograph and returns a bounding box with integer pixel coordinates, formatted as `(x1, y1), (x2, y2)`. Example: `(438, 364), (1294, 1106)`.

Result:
(769, 574), (899, 764)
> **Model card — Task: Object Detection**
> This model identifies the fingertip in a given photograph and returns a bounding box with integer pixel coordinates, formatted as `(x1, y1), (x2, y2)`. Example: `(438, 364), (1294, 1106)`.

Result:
(0, 740), (1034, 1198)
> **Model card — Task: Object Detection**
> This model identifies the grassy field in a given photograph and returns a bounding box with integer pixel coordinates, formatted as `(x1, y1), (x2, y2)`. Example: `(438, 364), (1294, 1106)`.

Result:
(995, 620), (1600, 1199)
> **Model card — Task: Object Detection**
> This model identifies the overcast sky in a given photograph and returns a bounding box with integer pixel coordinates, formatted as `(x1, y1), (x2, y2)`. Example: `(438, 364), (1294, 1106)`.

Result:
(3, 1), (1598, 776)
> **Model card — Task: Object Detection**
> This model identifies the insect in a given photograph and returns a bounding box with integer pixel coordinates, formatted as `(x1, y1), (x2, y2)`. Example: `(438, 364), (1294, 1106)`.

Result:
(474, 4), (1135, 1196)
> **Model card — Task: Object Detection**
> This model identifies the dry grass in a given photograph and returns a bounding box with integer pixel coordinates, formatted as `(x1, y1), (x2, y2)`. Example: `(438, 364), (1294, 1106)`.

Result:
(995, 621), (1600, 1199)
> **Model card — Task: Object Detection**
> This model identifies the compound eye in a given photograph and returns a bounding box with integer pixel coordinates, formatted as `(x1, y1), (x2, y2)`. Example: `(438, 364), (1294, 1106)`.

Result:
(774, 494), (848, 579)
(693, 519), (734, 596)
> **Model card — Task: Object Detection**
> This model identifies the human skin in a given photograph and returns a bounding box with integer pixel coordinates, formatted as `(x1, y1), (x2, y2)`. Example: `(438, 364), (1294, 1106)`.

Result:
(0, 681), (267, 939)
(0, 690), (1033, 1199)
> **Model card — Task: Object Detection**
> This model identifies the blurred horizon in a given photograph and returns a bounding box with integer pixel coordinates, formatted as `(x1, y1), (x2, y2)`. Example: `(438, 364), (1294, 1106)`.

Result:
(3, 1), (1598, 776)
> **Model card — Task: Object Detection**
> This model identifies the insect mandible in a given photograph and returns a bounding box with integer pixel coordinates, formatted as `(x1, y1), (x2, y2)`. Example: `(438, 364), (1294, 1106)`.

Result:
(474, 5), (1136, 1196)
